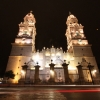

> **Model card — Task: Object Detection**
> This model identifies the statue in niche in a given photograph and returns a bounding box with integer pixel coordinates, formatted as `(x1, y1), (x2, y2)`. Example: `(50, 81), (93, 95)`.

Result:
(82, 58), (86, 62)
(81, 58), (88, 67)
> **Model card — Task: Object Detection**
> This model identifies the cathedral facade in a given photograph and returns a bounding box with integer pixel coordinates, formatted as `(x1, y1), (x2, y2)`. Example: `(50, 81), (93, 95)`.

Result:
(6, 12), (100, 84)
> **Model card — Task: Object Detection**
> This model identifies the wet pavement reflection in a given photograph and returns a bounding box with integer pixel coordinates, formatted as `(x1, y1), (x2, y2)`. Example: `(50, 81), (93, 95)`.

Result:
(0, 87), (100, 100)
(0, 89), (67, 100)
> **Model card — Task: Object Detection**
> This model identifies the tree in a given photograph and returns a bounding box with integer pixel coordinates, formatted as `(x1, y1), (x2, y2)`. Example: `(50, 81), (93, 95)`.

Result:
(4, 70), (15, 81)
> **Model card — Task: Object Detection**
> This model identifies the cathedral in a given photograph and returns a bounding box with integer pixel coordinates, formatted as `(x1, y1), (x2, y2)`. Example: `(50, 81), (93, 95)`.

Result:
(6, 12), (100, 84)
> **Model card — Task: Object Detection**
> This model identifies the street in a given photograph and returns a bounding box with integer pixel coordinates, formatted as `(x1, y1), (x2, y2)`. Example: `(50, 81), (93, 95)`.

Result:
(0, 86), (100, 100)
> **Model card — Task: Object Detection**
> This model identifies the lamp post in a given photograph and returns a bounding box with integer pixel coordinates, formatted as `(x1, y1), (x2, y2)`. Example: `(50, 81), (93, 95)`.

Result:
(19, 63), (28, 84)
(49, 60), (55, 83)
(76, 63), (84, 85)
(34, 62), (41, 84)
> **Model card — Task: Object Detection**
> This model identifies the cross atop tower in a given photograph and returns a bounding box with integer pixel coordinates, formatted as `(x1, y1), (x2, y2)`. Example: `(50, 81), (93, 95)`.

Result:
(69, 11), (72, 15)
(30, 10), (33, 13)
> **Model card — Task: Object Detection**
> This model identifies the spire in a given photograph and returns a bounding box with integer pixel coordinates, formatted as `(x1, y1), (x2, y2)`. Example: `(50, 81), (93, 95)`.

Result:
(66, 13), (78, 25)
(24, 11), (35, 23)
(16, 12), (36, 52)
(30, 10), (33, 13)
(18, 12), (36, 37)
(69, 11), (72, 15)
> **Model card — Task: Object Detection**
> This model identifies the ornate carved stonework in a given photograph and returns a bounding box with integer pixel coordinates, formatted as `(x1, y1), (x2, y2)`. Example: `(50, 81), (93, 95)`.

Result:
(17, 11), (36, 52)
(65, 14), (88, 52)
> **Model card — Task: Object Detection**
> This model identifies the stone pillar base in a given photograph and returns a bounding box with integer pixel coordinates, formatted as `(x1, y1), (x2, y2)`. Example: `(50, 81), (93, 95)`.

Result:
(79, 79), (85, 85)
(93, 80), (100, 85)
(65, 78), (71, 84)
(18, 79), (25, 84)
(48, 78), (55, 83)
(34, 79), (41, 84)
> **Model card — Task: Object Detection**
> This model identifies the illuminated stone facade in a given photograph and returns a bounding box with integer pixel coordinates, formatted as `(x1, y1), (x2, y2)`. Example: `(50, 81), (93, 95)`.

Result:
(6, 12), (100, 84)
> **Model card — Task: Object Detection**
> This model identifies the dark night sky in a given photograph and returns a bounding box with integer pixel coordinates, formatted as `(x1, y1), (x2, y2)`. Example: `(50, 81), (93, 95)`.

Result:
(0, 0), (100, 76)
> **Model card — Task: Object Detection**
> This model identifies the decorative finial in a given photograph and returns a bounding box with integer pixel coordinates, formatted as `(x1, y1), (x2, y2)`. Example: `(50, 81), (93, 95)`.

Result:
(43, 47), (45, 49)
(88, 62), (91, 65)
(68, 61), (70, 64)
(24, 62), (27, 65)
(64, 60), (66, 63)
(30, 11), (33, 13)
(36, 62), (38, 65)
(78, 62), (80, 64)
(51, 59), (53, 63)
(69, 11), (72, 15)
(37, 50), (39, 52)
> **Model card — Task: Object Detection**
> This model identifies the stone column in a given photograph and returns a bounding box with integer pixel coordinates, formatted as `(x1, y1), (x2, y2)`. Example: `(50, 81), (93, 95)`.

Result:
(88, 64), (94, 84)
(77, 65), (84, 84)
(22, 64), (28, 79)
(19, 63), (28, 84)
(62, 62), (70, 84)
(34, 65), (40, 84)
(49, 62), (55, 83)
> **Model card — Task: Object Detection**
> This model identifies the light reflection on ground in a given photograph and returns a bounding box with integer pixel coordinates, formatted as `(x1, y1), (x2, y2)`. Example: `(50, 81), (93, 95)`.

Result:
(0, 87), (100, 100)
(0, 91), (67, 100)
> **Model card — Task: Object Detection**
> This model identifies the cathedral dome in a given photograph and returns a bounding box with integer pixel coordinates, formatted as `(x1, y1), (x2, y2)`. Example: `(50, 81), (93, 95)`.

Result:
(24, 11), (36, 23)
(66, 14), (78, 25)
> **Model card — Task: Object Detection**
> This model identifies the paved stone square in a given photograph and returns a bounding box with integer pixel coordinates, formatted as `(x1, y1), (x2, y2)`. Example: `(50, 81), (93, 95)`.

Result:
(0, 86), (100, 100)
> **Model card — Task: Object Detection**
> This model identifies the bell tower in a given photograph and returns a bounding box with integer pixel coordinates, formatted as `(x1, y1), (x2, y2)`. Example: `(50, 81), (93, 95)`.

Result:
(6, 12), (37, 83)
(17, 11), (36, 52)
(65, 13), (99, 83)
(65, 13), (87, 53)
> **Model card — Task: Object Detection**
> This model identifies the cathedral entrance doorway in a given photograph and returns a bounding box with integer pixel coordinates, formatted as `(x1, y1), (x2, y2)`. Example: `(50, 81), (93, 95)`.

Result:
(54, 68), (64, 82)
